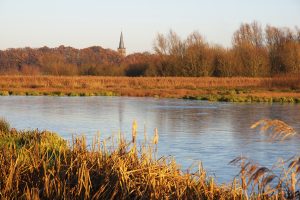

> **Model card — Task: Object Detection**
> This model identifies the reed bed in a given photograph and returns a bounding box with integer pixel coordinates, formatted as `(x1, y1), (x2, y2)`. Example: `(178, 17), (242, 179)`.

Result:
(0, 75), (299, 91)
(0, 118), (299, 199)
(1, 75), (300, 102)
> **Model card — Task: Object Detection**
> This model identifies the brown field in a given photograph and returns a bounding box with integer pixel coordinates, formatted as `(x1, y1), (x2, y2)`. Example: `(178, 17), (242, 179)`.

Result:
(0, 75), (300, 100)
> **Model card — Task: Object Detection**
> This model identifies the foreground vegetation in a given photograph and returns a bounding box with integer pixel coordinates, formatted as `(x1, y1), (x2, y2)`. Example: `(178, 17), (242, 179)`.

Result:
(0, 118), (299, 199)
(0, 75), (300, 103)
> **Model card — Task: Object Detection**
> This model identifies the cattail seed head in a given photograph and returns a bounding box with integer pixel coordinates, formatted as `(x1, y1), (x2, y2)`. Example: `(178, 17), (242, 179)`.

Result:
(153, 128), (159, 145)
(132, 120), (137, 143)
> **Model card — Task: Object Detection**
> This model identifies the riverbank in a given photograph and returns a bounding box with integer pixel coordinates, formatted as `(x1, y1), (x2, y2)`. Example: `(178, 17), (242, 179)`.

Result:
(0, 75), (300, 103)
(0, 118), (299, 199)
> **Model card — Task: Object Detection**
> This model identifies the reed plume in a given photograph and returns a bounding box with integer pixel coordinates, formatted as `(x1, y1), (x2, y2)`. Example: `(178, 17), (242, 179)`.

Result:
(251, 119), (297, 141)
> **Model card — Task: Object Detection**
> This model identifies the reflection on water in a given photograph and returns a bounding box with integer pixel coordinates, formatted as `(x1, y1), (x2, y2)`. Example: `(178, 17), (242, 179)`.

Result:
(0, 96), (300, 183)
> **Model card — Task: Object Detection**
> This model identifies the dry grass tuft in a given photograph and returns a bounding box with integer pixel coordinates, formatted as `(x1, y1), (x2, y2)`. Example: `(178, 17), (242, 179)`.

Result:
(0, 118), (10, 133)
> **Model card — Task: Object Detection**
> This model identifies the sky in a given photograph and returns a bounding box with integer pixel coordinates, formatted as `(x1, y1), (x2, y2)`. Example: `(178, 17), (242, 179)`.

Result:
(0, 0), (299, 53)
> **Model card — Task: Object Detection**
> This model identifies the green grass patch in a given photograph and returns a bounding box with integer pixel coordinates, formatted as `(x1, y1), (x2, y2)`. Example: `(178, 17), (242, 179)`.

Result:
(183, 94), (299, 104)
(25, 91), (40, 96)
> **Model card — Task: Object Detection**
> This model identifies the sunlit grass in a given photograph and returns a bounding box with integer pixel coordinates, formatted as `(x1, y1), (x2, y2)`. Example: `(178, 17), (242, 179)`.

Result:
(0, 118), (299, 199)
(0, 75), (300, 103)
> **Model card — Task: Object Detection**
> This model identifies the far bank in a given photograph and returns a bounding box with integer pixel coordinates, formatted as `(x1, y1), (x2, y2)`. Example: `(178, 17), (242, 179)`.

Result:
(0, 75), (300, 103)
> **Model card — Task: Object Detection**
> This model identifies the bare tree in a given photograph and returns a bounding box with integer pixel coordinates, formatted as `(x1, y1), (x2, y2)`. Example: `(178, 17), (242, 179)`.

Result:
(233, 21), (269, 76)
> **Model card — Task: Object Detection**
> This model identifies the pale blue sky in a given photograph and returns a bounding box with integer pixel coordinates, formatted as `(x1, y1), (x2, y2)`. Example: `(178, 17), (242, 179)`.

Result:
(0, 0), (299, 53)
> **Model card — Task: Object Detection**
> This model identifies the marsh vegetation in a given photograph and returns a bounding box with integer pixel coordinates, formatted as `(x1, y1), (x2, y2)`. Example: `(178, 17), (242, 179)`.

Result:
(0, 118), (299, 199)
(0, 75), (300, 103)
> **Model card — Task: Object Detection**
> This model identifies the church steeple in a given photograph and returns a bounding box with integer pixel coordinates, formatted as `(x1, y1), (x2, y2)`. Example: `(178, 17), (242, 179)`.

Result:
(119, 32), (125, 49)
(117, 32), (126, 56)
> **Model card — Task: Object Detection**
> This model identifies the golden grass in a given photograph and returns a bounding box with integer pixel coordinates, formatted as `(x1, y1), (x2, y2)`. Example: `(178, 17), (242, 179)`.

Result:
(229, 119), (300, 199)
(0, 118), (299, 199)
(0, 75), (299, 100)
(0, 120), (239, 199)
(0, 76), (273, 90)
(0, 75), (296, 89)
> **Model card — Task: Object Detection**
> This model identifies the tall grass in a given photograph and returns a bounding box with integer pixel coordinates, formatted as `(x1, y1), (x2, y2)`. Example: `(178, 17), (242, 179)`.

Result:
(231, 119), (300, 199)
(0, 75), (299, 92)
(0, 118), (10, 133)
(1, 75), (300, 102)
(0, 119), (299, 199)
(0, 75), (271, 89)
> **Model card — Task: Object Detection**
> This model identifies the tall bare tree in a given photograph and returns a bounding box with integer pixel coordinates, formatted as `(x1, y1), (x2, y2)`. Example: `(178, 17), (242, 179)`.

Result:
(233, 21), (269, 76)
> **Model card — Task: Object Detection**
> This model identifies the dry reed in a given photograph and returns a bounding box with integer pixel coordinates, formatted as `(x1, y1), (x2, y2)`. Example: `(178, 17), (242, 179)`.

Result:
(0, 120), (237, 199)
(0, 75), (298, 90)
(0, 75), (299, 100)
(251, 119), (297, 141)
(228, 119), (299, 199)
(0, 118), (299, 199)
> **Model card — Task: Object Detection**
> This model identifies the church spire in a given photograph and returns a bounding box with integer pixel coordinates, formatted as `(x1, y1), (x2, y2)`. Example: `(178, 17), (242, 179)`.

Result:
(118, 32), (126, 56)
(119, 32), (125, 49)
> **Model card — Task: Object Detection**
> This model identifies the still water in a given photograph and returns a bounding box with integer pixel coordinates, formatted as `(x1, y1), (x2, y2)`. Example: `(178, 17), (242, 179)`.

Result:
(0, 96), (299, 183)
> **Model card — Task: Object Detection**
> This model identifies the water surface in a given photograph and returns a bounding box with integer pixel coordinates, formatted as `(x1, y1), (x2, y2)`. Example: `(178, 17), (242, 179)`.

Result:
(1, 96), (299, 183)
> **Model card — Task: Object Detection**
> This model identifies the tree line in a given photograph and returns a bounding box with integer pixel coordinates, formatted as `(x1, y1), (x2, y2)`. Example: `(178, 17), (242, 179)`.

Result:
(0, 21), (299, 77)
